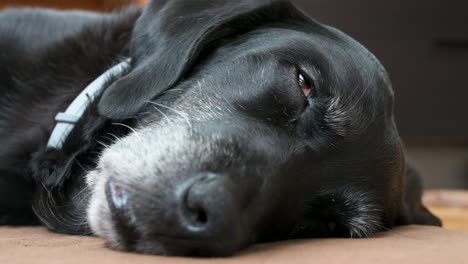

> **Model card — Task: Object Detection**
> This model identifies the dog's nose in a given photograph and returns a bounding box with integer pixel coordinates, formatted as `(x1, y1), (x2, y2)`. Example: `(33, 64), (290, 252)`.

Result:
(179, 173), (236, 233)
(105, 174), (247, 256)
(175, 173), (246, 255)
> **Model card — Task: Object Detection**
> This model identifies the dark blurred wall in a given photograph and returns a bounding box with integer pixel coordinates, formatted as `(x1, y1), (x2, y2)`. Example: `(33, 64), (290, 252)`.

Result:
(292, 0), (468, 147)
(0, 0), (141, 11)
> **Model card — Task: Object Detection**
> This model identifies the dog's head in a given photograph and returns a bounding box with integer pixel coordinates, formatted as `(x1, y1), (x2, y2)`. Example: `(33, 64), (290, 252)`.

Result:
(87, 0), (417, 256)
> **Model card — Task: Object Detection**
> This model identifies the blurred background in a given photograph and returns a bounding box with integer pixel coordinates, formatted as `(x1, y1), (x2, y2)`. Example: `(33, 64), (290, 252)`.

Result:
(0, 0), (467, 190)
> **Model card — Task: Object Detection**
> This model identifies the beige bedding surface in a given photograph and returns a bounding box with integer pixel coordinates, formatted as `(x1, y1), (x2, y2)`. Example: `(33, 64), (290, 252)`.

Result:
(1, 226), (468, 264)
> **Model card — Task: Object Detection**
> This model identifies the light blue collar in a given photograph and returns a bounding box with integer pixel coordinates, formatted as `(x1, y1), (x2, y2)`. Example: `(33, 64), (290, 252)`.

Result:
(47, 59), (131, 149)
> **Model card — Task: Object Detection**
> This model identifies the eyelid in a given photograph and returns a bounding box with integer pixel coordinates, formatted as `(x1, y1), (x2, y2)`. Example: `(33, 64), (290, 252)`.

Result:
(298, 70), (308, 85)
(297, 66), (320, 91)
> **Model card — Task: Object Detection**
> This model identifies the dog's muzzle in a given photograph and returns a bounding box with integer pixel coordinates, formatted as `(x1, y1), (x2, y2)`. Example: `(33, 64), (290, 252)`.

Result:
(105, 172), (247, 256)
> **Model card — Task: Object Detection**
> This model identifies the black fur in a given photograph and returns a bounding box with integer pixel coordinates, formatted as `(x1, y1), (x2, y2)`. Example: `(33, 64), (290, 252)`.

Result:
(0, 7), (140, 232)
(0, 0), (441, 256)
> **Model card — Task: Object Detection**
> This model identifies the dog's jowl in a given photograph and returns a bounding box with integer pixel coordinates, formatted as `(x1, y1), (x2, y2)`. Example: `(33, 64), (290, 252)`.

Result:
(0, 0), (441, 257)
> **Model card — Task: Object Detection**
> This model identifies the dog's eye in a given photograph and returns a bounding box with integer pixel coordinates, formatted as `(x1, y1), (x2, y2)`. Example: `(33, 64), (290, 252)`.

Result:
(298, 72), (314, 97)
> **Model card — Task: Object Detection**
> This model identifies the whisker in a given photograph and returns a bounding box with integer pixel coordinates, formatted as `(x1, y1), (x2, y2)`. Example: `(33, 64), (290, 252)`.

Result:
(106, 133), (121, 141)
(74, 158), (89, 173)
(41, 182), (57, 207)
(152, 106), (173, 124)
(145, 101), (193, 134)
(96, 140), (110, 149)
(72, 184), (91, 200)
(112, 122), (137, 134)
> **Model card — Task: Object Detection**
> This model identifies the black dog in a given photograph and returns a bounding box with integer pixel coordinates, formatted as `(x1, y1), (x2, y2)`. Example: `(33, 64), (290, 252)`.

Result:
(0, 0), (441, 257)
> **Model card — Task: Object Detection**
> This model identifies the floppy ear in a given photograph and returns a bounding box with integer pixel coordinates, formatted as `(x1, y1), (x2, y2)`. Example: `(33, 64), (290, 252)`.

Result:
(403, 161), (442, 226)
(98, 0), (304, 119)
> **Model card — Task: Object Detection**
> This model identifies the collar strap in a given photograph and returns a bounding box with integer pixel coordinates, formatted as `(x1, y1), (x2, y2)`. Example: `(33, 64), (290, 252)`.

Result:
(47, 59), (131, 149)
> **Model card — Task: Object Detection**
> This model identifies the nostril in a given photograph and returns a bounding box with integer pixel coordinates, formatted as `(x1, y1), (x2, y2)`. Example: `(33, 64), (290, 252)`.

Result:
(187, 205), (208, 226)
(182, 186), (209, 229)
(195, 210), (208, 224)
(171, 174), (247, 255)
(176, 172), (245, 253)
(178, 173), (224, 231)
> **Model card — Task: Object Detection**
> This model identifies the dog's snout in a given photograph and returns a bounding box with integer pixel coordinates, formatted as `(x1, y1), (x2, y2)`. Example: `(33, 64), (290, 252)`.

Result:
(104, 173), (247, 256)
(179, 173), (214, 232)
(178, 173), (236, 235)
(169, 173), (247, 255)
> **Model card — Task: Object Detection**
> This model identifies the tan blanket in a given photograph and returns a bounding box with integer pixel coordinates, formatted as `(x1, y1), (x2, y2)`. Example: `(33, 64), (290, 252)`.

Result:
(1, 226), (467, 264)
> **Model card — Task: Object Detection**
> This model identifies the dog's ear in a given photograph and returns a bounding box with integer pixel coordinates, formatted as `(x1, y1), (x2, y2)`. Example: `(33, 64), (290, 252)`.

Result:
(402, 161), (442, 226)
(98, 0), (304, 119)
